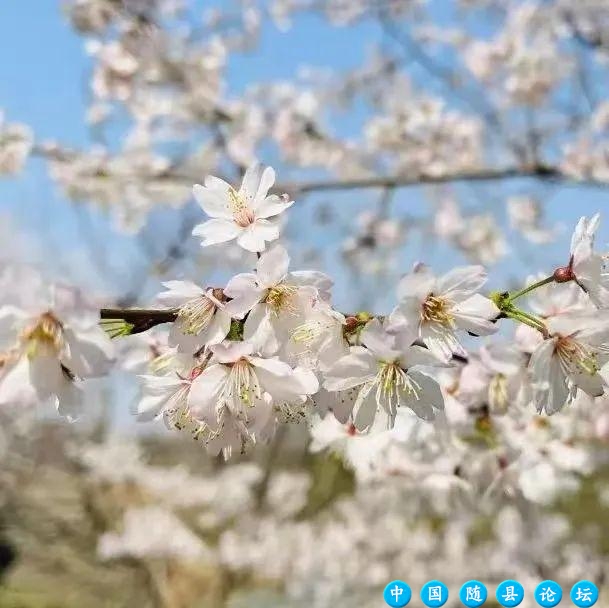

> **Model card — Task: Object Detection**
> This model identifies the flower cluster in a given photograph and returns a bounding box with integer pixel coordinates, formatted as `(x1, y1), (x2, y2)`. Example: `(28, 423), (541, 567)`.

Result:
(91, 163), (609, 459)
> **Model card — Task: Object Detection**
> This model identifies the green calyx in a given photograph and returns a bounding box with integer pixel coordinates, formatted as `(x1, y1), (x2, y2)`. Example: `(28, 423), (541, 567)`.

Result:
(489, 290), (547, 335)
(100, 318), (134, 339)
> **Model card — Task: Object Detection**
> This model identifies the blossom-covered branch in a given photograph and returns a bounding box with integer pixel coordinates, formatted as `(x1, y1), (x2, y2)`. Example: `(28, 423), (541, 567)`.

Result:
(3, 161), (607, 461)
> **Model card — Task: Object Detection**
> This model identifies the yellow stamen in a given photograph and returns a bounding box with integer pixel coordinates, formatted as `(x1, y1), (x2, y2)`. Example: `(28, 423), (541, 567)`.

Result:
(21, 312), (64, 357)
(421, 294), (454, 326)
(177, 296), (216, 335)
(555, 336), (599, 376)
(374, 361), (421, 411)
(266, 284), (298, 315)
(228, 187), (255, 228)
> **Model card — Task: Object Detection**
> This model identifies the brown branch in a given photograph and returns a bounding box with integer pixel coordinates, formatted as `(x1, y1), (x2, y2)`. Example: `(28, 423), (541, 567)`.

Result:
(100, 306), (471, 363)
(100, 308), (178, 334)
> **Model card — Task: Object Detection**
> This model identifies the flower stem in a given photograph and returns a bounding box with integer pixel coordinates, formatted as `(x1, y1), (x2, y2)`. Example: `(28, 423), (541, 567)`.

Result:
(505, 309), (545, 332)
(507, 275), (554, 303)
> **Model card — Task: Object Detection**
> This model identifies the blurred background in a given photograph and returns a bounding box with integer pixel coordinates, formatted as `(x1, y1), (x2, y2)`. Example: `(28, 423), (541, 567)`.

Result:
(2, 1), (609, 606)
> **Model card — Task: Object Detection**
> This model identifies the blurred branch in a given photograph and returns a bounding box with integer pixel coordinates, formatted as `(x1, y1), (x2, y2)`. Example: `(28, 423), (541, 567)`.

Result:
(254, 424), (288, 512)
(31, 143), (609, 194)
(287, 164), (602, 193)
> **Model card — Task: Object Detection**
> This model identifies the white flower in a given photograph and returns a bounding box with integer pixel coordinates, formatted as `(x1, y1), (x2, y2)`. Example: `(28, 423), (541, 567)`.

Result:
(309, 414), (394, 478)
(0, 112), (32, 175)
(0, 354), (84, 421)
(388, 265), (499, 361)
(479, 344), (531, 414)
(0, 280), (114, 419)
(564, 214), (609, 308)
(455, 343), (530, 415)
(507, 196), (558, 244)
(192, 163), (293, 252)
(323, 319), (445, 430)
(136, 364), (206, 437)
(288, 301), (348, 370)
(223, 244), (331, 355)
(98, 506), (210, 561)
(187, 340), (318, 435)
(157, 280), (231, 353)
(514, 275), (589, 353)
(529, 313), (609, 414)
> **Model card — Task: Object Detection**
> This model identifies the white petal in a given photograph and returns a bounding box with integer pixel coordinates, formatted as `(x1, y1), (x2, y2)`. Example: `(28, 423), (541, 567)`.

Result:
(435, 265), (487, 302)
(239, 163), (263, 203)
(256, 244), (290, 288)
(323, 348), (377, 391)
(352, 385), (378, 431)
(223, 273), (264, 319)
(62, 325), (114, 378)
(243, 304), (279, 356)
(545, 359), (572, 414)
(210, 341), (254, 363)
(255, 166), (276, 200)
(420, 322), (464, 362)
(204, 174), (233, 193)
(255, 194), (293, 219)
(29, 353), (67, 398)
(452, 294), (499, 336)
(529, 337), (555, 383)
(157, 280), (204, 306)
(570, 367), (604, 398)
(135, 374), (183, 421)
(192, 183), (232, 219)
(360, 319), (400, 361)
(399, 345), (446, 369)
(247, 355), (293, 377)
(192, 218), (241, 247)
(292, 366), (320, 395)
(396, 269), (435, 302)
(329, 388), (358, 423)
(199, 310), (232, 346)
(530, 338), (571, 414)
(188, 364), (229, 423)
(236, 220), (280, 252)
(289, 270), (333, 300)
(408, 371), (444, 411)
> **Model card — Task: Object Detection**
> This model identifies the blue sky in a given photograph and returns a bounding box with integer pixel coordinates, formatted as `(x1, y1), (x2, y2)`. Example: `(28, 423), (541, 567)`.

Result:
(0, 1), (608, 315)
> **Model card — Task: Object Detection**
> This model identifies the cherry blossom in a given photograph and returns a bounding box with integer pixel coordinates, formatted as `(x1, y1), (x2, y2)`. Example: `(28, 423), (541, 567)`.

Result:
(529, 313), (609, 414)
(558, 213), (609, 307)
(192, 163), (293, 252)
(388, 265), (500, 361)
(157, 280), (231, 353)
(223, 244), (332, 355)
(0, 272), (113, 419)
(187, 340), (318, 453)
(323, 319), (445, 429)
